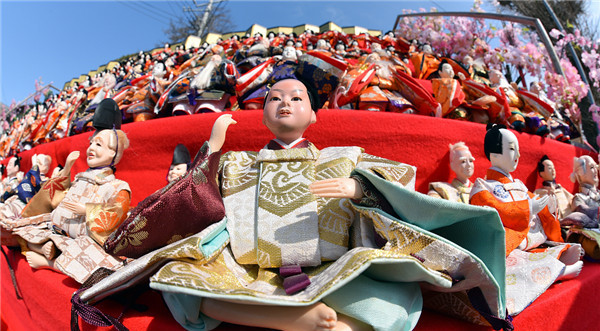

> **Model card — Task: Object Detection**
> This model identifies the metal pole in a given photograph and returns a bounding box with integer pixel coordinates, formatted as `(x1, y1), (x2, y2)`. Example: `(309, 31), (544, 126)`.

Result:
(541, 0), (596, 105)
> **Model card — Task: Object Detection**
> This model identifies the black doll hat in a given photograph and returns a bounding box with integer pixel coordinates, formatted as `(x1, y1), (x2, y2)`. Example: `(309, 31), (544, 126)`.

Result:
(92, 98), (122, 131)
(91, 98), (122, 171)
(171, 144), (191, 165)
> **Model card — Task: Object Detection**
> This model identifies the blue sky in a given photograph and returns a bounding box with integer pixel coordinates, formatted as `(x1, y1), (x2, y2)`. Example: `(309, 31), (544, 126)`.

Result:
(1, 0), (492, 106)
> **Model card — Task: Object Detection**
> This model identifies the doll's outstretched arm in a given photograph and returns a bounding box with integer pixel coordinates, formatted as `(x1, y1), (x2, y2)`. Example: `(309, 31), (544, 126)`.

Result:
(309, 178), (364, 200)
(59, 151), (80, 178)
(208, 114), (237, 152)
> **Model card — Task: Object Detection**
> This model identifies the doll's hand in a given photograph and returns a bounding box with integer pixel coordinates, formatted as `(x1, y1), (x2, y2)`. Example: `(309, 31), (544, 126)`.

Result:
(529, 194), (549, 215)
(65, 151), (80, 167)
(457, 72), (466, 81)
(60, 151), (80, 177)
(208, 114), (237, 153)
(309, 178), (364, 200)
(61, 200), (86, 215)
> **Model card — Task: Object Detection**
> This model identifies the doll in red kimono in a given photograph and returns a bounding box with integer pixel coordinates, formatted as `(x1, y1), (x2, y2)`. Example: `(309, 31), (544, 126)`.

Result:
(469, 124), (583, 315)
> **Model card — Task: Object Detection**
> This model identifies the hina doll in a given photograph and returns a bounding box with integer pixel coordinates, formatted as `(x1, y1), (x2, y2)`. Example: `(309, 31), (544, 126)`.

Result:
(0, 154), (52, 220)
(562, 155), (600, 259)
(10, 98), (132, 284)
(470, 124), (583, 315)
(1, 156), (24, 202)
(561, 155), (599, 228)
(428, 142), (474, 203)
(167, 144), (191, 183)
(533, 155), (573, 220)
(142, 78), (509, 331)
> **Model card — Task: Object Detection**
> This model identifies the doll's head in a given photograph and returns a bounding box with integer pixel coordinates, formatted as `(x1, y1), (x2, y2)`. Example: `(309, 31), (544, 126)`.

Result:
(449, 142), (474, 183)
(282, 46), (297, 61)
(152, 61), (167, 79)
(570, 155), (598, 186)
(87, 129), (129, 169)
(537, 155), (556, 182)
(167, 144), (191, 183)
(262, 79), (317, 144)
(6, 156), (20, 177)
(440, 63), (454, 79)
(484, 125), (520, 174)
(489, 69), (503, 86)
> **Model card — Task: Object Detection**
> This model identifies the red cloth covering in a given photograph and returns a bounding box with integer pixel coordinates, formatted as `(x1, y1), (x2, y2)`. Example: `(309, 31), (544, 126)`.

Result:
(2, 110), (598, 330)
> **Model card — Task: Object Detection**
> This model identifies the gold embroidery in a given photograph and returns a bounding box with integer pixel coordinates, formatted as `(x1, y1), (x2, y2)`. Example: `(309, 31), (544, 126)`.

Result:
(257, 238), (282, 268)
(112, 215), (149, 254)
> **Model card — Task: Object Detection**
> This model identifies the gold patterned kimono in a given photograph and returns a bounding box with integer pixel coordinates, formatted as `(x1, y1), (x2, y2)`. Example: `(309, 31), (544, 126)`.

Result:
(428, 178), (472, 203)
(12, 168), (131, 283)
(144, 142), (509, 331)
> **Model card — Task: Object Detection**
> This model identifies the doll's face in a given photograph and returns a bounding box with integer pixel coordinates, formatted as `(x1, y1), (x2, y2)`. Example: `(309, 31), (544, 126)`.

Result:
(6, 157), (18, 177)
(86, 130), (116, 169)
(152, 62), (166, 78)
(167, 163), (188, 183)
(263, 79), (316, 144)
(450, 148), (475, 182)
(579, 159), (599, 187)
(490, 70), (503, 85)
(490, 129), (520, 174)
(282, 46), (297, 60)
(440, 63), (454, 79)
(540, 159), (556, 181)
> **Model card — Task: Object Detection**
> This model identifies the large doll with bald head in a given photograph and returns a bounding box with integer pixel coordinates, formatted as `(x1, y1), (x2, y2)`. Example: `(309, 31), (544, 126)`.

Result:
(427, 141), (474, 203)
(470, 124), (583, 315)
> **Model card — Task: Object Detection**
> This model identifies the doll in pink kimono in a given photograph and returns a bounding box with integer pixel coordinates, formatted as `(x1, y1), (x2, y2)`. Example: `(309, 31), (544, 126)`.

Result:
(428, 141), (474, 203)
(11, 99), (132, 284)
(469, 124), (583, 315)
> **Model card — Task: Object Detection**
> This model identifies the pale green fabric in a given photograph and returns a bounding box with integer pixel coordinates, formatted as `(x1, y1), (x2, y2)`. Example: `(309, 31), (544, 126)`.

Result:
(354, 168), (507, 317)
(322, 274), (422, 331)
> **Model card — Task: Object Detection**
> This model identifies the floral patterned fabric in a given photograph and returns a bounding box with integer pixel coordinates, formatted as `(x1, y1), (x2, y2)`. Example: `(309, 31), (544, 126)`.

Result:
(12, 168), (131, 284)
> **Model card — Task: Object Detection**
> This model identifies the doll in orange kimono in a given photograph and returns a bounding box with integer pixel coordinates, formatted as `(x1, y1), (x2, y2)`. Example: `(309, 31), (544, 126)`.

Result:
(469, 124), (583, 315)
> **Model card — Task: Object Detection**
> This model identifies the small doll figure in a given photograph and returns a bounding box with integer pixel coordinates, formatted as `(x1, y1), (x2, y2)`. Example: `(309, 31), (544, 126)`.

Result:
(561, 155), (600, 228)
(470, 124), (583, 315)
(562, 155), (600, 259)
(11, 98), (132, 284)
(428, 142), (474, 203)
(167, 144), (191, 183)
(1, 156), (24, 202)
(1, 154), (52, 218)
(533, 155), (573, 220)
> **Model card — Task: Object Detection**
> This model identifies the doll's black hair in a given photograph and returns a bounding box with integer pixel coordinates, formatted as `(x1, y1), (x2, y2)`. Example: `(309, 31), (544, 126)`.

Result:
(262, 76), (320, 113)
(484, 124), (507, 160)
(537, 155), (550, 173)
